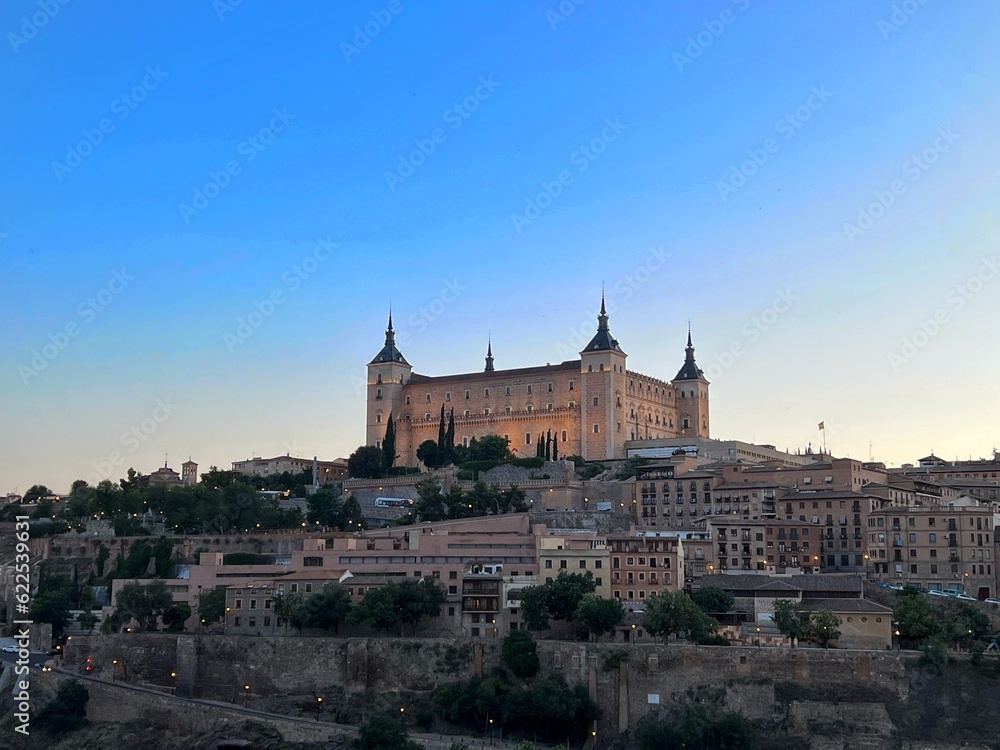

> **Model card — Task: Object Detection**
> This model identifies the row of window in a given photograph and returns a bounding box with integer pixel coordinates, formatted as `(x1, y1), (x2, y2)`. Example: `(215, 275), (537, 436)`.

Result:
(231, 616), (270, 628)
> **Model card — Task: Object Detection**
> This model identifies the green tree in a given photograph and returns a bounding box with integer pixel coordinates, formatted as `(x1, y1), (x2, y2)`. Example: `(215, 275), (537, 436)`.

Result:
(772, 600), (809, 646)
(416, 439), (441, 469)
(274, 592), (308, 634)
(546, 572), (596, 621)
(467, 434), (513, 462)
(348, 445), (386, 479)
(36, 679), (89, 737)
(805, 609), (841, 648)
(692, 586), (735, 614)
(382, 412), (396, 469)
(29, 576), (77, 637)
(894, 590), (942, 643)
(307, 488), (338, 527)
(198, 586), (227, 625)
(162, 601), (192, 632)
(520, 585), (550, 631)
(501, 630), (540, 678)
(22, 484), (51, 504)
(336, 495), (366, 531)
(636, 706), (755, 750)
(643, 591), (718, 643)
(574, 593), (624, 641)
(302, 583), (352, 634)
(77, 609), (100, 635)
(111, 580), (173, 631)
(355, 713), (423, 750)
(348, 585), (402, 634)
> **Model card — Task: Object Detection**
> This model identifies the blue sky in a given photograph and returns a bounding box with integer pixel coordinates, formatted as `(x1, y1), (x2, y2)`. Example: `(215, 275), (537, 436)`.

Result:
(2, 1), (999, 492)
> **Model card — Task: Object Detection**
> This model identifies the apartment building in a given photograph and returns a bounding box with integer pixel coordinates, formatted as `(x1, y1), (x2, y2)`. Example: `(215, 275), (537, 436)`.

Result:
(538, 533), (610, 598)
(607, 530), (683, 601)
(777, 489), (872, 573)
(867, 506), (994, 597)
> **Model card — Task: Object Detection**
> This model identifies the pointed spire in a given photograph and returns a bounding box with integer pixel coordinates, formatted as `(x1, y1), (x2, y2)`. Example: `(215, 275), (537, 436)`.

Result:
(674, 325), (705, 381)
(485, 334), (494, 372)
(369, 309), (410, 365)
(581, 289), (623, 353)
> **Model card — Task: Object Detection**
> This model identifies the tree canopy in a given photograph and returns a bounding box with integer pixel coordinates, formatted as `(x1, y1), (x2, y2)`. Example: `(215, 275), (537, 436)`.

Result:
(573, 593), (624, 641)
(348, 579), (446, 636)
(348, 445), (387, 479)
(642, 591), (719, 643)
(520, 572), (596, 632)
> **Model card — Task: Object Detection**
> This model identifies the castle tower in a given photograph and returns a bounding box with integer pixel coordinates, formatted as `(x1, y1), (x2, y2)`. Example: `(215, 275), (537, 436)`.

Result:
(579, 292), (628, 461)
(671, 325), (710, 438)
(366, 312), (412, 451)
(484, 337), (494, 372)
(181, 459), (198, 485)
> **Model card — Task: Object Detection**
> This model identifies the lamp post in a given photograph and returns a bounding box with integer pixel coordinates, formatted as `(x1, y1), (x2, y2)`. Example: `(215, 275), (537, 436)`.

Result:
(756, 626), (761, 650)
(244, 684), (251, 707)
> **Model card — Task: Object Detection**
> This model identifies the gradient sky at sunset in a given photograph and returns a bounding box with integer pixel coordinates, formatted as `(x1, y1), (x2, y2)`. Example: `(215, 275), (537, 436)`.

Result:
(2, 1), (999, 492)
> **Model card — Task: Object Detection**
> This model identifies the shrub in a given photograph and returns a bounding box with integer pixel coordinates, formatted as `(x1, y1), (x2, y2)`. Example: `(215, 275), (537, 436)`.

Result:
(36, 679), (88, 737)
(501, 630), (540, 678)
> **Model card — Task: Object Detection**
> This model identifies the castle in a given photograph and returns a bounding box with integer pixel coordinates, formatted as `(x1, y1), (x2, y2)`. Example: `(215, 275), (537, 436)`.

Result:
(365, 296), (710, 464)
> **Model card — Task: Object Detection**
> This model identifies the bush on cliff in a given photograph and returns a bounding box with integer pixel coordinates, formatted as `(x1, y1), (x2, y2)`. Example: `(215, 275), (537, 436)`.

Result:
(354, 713), (422, 750)
(501, 630), (540, 678)
(636, 706), (755, 750)
(37, 679), (89, 737)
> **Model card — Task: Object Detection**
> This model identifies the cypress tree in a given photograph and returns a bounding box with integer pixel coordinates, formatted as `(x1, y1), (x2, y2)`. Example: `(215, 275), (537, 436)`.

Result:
(545, 430), (552, 461)
(446, 409), (455, 452)
(382, 412), (396, 469)
(552, 433), (559, 461)
(437, 405), (446, 450)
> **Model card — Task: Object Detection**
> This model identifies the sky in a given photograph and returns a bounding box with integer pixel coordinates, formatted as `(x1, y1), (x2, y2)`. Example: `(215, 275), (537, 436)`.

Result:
(2, 1), (999, 494)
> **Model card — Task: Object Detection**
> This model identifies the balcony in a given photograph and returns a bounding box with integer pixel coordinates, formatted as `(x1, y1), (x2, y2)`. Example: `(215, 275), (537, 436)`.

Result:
(462, 596), (499, 613)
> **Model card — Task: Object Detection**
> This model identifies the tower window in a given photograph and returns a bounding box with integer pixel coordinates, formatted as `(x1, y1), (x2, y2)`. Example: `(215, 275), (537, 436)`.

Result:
(425, 393), (431, 403)
(376, 388), (382, 399)
(527, 385), (532, 394)
(484, 408), (490, 415)
(484, 388), (490, 398)
(525, 433), (531, 445)
(569, 380), (574, 391)
(405, 396), (410, 405)
(446, 392), (451, 402)
(547, 403), (553, 410)
(600, 364), (604, 371)
(464, 409), (470, 417)
(547, 382), (553, 392)
(593, 397), (599, 406)
(465, 390), (471, 399)
(376, 412), (382, 423)
(376, 374), (382, 384)
(593, 424), (599, 433)
(683, 418), (690, 429)
(561, 430), (567, 441)
(505, 406), (511, 414)
(505, 387), (511, 396)
(588, 365), (593, 372)
(425, 412), (431, 419)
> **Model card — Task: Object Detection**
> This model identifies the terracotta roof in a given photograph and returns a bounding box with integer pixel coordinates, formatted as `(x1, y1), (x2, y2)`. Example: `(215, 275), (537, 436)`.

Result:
(799, 598), (892, 613)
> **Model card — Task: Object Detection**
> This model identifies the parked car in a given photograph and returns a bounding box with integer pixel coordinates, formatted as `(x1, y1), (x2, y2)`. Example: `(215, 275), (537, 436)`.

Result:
(984, 598), (1000, 605)
(929, 589), (950, 597)
(1, 645), (18, 653)
(955, 593), (977, 601)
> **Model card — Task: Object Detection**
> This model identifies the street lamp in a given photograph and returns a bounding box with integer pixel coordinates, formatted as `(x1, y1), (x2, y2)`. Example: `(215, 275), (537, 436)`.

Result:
(756, 626), (761, 650)
(244, 684), (251, 707)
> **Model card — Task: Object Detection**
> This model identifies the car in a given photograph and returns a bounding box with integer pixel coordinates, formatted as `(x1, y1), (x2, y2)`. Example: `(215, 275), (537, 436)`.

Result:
(1, 645), (18, 653)
(887, 584), (905, 591)
(984, 598), (1000, 605)
(928, 589), (950, 597)
(955, 593), (977, 601)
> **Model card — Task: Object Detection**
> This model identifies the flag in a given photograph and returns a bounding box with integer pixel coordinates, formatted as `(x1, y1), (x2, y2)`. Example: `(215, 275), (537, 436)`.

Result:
(818, 422), (825, 430)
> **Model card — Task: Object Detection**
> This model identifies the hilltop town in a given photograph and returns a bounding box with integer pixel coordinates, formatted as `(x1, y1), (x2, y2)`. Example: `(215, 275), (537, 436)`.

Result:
(3, 303), (1000, 749)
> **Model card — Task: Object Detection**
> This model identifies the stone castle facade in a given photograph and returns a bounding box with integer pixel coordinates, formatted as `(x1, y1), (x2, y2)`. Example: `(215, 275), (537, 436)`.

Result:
(365, 296), (709, 464)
